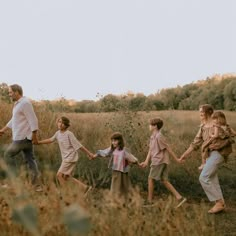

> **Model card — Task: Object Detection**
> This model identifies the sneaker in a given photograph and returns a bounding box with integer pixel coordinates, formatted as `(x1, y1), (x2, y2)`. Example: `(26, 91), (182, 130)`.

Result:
(142, 200), (155, 207)
(84, 186), (93, 197)
(34, 185), (43, 192)
(176, 197), (187, 208)
(1, 184), (16, 193)
(208, 202), (225, 214)
(1, 184), (10, 189)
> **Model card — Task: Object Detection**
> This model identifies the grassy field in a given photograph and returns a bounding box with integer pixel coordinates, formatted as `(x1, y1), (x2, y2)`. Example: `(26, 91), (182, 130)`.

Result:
(0, 109), (236, 235)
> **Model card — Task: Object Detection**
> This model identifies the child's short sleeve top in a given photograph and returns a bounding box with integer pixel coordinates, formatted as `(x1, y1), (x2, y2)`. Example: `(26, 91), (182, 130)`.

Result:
(149, 131), (170, 166)
(50, 130), (82, 162)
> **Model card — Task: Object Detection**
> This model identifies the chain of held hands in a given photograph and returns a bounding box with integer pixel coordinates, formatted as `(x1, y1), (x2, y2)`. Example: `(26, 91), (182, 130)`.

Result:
(0, 130), (187, 166)
(85, 157), (186, 167)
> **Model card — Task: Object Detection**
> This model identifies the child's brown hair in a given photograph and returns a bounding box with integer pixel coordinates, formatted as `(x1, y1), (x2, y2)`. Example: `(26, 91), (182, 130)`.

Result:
(110, 132), (124, 150)
(150, 117), (163, 130)
(200, 104), (214, 117)
(60, 116), (70, 128)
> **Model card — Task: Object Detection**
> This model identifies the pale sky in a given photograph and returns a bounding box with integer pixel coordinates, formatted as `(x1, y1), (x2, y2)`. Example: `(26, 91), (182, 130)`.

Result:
(0, 1), (235, 101)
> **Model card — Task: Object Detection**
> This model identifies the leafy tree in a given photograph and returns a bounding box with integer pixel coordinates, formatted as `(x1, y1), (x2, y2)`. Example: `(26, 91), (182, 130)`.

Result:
(224, 80), (236, 110)
(0, 83), (10, 103)
(129, 94), (146, 111)
(74, 100), (99, 113)
(100, 94), (121, 112)
(1, 74), (236, 112)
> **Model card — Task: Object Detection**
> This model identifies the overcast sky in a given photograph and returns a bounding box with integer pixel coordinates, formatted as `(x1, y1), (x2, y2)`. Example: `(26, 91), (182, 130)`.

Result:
(0, 1), (235, 101)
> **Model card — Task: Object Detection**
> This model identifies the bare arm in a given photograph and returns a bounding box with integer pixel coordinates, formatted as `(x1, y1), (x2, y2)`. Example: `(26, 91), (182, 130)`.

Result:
(139, 150), (151, 168)
(179, 146), (194, 161)
(79, 146), (94, 160)
(38, 138), (54, 144)
(179, 126), (205, 161)
(32, 130), (38, 144)
(211, 126), (219, 138)
(166, 146), (180, 163)
(0, 126), (9, 136)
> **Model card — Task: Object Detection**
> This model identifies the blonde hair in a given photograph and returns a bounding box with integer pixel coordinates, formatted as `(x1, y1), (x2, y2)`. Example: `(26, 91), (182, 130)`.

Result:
(211, 111), (226, 126)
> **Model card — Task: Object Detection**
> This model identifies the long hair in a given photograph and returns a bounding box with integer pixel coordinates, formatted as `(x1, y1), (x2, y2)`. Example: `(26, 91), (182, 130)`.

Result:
(211, 111), (227, 126)
(199, 104), (214, 118)
(110, 132), (125, 151)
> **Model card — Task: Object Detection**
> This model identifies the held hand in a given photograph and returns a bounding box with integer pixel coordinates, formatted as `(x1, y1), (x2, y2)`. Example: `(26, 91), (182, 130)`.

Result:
(31, 131), (38, 145)
(136, 161), (141, 165)
(175, 158), (182, 164)
(139, 161), (148, 168)
(179, 154), (186, 160)
(32, 136), (39, 145)
(0, 130), (5, 137)
(87, 152), (94, 160)
(179, 158), (185, 164)
(130, 160), (139, 165)
(93, 154), (97, 159)
(179, 156), (186, 163)
(89, 153), (97, 160)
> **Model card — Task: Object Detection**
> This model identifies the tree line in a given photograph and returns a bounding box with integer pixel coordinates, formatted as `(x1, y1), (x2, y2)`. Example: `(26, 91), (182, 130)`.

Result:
(1, 73), (236, 113)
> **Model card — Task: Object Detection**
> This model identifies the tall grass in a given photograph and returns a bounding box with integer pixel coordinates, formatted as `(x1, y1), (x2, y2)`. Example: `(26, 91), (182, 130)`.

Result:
(0, 106), (235, 235)
(0, 174), (216, 236)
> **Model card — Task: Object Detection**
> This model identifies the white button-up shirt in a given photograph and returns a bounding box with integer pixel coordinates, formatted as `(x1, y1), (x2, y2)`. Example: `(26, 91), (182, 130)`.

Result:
(7, 97), (38, 141)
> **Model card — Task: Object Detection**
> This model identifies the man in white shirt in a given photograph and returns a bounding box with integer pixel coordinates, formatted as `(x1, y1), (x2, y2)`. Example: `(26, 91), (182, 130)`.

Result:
(0, 84), (42, 191)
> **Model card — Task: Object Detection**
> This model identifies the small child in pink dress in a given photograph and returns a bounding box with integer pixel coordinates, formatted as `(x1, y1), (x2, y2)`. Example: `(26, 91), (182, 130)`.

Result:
(93, 132), (138, 198)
